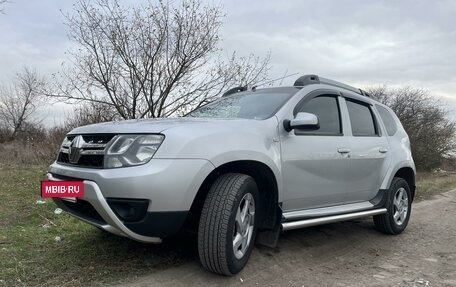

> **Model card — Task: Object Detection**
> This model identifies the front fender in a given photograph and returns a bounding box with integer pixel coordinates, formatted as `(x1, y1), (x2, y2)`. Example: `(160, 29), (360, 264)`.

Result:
(209, 150), (283, 202)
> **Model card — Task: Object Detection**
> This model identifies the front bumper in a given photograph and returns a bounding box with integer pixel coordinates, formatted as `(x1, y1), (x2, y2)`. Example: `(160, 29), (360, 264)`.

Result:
(48, 173), (163, 243)
(46, 158), (215, 242)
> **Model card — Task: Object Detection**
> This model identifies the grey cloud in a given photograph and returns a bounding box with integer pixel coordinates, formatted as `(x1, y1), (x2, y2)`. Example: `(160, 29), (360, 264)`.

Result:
(1, 0), (455, 124)
(220, 0), (456, 96)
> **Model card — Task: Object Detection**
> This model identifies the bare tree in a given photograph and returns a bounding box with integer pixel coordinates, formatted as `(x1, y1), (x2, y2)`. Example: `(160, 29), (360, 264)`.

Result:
(367, 86), (456, 170)
(65, 101), (117, 129)
(0, 0), (8, 14)
(0, 67), (45, 141)
(48, 0), (270, 119)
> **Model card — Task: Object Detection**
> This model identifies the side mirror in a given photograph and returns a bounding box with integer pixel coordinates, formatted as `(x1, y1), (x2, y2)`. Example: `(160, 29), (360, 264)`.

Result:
(284, 112), (320, 132)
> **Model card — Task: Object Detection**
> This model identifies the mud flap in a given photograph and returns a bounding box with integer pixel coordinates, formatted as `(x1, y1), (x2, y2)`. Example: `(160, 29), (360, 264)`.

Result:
(256, 221), (281, 248)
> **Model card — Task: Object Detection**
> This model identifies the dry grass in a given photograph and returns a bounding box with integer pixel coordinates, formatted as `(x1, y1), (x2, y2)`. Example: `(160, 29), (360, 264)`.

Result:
(0, 166), (196, 287)
(415, 171), (456, 201)
(0, 141), (57, 168)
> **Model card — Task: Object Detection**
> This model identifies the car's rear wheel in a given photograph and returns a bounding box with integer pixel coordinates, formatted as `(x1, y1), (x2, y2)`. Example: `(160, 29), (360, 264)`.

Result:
(198, 173), (259, 275)
(374, 177), (412, 234)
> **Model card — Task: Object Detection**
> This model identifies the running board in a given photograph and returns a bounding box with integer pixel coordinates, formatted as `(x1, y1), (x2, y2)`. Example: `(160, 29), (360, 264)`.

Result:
(281, 208), (387, 231)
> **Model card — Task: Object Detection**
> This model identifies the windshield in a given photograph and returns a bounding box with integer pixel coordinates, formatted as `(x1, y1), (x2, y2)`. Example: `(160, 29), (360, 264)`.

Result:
(187, 88), (298, 120)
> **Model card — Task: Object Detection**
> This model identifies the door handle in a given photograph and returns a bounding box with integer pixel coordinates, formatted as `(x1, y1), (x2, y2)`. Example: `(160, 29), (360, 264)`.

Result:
(379, 147), (388, 153)
(337, 148), (351, 154)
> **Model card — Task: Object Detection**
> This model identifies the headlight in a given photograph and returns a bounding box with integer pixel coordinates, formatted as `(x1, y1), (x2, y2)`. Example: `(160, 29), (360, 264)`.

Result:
(104, 134), (164, 168)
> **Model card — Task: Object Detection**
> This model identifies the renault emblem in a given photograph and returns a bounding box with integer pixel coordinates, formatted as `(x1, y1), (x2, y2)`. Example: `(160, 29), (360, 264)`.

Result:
(68, 135), (84, 164)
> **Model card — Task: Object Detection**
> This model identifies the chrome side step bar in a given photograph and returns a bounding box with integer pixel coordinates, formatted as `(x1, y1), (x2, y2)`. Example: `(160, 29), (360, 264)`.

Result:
(281, 208), (387, 231)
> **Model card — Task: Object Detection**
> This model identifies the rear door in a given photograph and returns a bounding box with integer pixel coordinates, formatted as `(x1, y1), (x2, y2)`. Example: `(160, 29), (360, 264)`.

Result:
(342, 97), (391, 202)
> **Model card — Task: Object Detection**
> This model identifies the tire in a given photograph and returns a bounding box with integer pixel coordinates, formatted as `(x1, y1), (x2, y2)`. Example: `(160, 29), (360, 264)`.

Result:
(198, 173), (259, 275)
(374, 177), (412, 235)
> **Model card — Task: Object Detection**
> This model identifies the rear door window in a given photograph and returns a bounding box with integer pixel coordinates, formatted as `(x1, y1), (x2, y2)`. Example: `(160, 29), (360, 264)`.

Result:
(346, 99), (378, 136)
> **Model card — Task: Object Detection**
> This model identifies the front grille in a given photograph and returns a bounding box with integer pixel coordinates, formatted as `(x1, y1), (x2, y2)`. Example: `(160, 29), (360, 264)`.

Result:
(58, 153), (104, 168)
(59, 199), (107, 225)
(57, 134), (116, 168)
(77, 154), (104, 167)
(50, 173), (83, 181)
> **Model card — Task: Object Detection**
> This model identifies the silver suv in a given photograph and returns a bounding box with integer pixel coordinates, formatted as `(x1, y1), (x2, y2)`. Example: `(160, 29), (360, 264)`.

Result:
(47, 74), (416, 275)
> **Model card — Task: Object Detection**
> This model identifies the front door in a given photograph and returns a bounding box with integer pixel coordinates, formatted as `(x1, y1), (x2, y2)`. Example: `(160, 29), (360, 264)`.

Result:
(281, 92), (351, 211)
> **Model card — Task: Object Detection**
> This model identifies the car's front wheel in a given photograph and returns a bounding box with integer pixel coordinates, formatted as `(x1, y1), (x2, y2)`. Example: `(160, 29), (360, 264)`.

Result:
(198, 173), (259, 275)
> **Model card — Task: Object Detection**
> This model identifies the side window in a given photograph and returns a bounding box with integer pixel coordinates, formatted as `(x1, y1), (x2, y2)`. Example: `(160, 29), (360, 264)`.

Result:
(346, 99), (377, 136)
(297, 95), (341, 135)
(376, 105), (397, 136)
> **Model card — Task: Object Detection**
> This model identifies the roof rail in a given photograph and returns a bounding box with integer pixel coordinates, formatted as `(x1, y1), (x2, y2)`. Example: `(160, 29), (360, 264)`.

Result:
(222, 86), (247, 97)
(221, 75), (374, 99)
(359, 89), (372, 98)
(294, 74), (372, 98)
(293, 74), (320, 86)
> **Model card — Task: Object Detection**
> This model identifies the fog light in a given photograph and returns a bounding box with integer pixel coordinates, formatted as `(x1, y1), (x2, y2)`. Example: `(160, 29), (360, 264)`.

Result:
(107, 198), (149, 222)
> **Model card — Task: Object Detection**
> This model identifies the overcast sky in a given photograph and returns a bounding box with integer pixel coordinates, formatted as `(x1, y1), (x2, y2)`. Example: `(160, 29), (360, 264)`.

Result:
(0, 0), (455, 125)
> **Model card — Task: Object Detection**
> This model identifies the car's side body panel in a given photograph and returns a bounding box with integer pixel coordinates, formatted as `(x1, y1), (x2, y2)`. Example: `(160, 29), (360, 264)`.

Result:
(153, 117), (284, 202)
(338, 93), (392, 203)
(280, 133), (350, 210)
(278, 89), (351, 210)
(376, 104), (416, 190)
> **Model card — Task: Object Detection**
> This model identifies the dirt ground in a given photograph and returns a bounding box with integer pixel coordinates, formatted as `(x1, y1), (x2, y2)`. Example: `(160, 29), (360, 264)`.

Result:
(117, 190), (456, 287)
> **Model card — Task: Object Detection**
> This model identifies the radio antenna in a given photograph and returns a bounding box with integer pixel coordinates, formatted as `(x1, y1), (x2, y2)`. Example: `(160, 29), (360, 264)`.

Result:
(252, 72), (298, 89)
(279, 69), (289, 86)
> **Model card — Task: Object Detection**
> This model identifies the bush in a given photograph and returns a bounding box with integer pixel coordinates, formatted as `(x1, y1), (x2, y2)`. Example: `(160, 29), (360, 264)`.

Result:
(0, 126), (68, 168)
(367, 86), (456, 170)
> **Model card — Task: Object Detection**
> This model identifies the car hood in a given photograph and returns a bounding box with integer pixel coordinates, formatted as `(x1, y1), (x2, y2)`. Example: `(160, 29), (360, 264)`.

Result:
(69, 117), (261, 135)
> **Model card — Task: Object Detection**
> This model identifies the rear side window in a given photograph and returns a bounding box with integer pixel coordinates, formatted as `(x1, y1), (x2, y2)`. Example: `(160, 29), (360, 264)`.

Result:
(346, 99), (377, 136)
(297, 95), (341, 135)
(376, 105), (397, 136)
